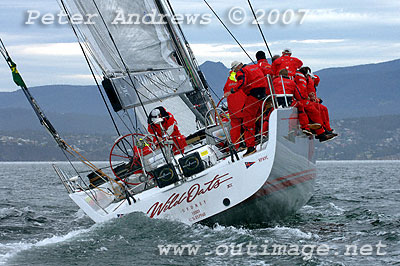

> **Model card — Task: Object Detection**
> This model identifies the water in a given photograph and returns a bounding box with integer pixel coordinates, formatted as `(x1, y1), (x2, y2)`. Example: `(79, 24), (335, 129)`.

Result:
(0, 161), (399, 265)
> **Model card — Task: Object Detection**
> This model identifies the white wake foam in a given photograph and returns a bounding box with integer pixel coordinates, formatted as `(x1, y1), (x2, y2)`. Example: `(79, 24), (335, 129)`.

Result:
(0, 228), (89, 265)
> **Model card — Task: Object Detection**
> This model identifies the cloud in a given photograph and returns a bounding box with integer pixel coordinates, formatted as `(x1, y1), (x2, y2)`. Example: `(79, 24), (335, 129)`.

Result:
(1, 0), (400, 92)
(190, 39), (400, 72)
(290, 39), (346, 44)
(304, 8), (400, 25)
(13, 43), (82, 56)
(59, 74), (99, 82)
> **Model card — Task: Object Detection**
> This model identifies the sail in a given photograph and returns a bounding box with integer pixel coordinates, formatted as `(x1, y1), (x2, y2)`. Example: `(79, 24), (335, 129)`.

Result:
(108, 67), (193, 108)
(61, 0), (209, 130)
(65, 0), (179, 73)
(135, 96), (199, 136)
(62, 0), (198, 106)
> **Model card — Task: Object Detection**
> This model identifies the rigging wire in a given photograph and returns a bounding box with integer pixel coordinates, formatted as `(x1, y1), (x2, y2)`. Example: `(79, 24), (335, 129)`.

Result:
(164, 0), (220, 101)
(0, 37), (120, 199)
(246, 0), (273, 58)
(117, 111), (137, 135)
(59, 0), (135, 167)
(203, 0), (255, 64)
(90, 0), (171, 162)
(58, 0), (122, 138)
(72, 1), (124, 71)
(0, 39), (10, 61)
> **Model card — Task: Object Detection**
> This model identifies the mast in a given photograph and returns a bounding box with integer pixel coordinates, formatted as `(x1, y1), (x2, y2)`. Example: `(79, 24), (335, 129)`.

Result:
(153, 0), (212, 124)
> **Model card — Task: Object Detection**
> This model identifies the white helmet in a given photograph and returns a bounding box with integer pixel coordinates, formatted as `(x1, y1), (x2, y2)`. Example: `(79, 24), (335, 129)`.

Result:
(282, 48), (292, 54)
(231, 61), (242, 70)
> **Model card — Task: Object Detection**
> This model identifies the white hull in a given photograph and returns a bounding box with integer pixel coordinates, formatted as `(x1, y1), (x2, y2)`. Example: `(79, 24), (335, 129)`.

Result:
(67, 108), (316, 225)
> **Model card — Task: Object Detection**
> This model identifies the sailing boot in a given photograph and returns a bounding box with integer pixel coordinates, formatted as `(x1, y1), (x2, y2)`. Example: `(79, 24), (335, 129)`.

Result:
(302, 129), (313, 136)
(243, 147), (256, 157)
(325, 129), (338, 137)
(308, 123), (322, 130)
(316, 132), (336, 142)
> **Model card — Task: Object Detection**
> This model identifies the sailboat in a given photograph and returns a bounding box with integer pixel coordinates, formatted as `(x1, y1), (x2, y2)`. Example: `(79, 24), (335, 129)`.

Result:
(1, 0), (316, 225)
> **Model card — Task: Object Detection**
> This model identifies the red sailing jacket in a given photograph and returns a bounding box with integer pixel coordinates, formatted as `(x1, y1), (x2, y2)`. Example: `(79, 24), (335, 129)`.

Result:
(294, 72), (308, 100)
(233, 64), (267, 95)
(148, 113), (182, 140)
(272, 76), (303, 101)
(148, 112), (187, 153)
(257, 59), (273, 95)
(257, 59), (273, 76)
(313, 74), (320, 87)
(272, 54), (303, 77)
(306, 75), (316, 97)
(223, 72), (246, 118)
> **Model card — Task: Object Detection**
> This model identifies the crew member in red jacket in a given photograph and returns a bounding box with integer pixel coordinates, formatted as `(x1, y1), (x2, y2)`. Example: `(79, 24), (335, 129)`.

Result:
(309, 95), (337, 136)
(275, 69), (335, 142)
(224, 61), (267, 156)
(294, 69), (309, 99)
(309, 72), (336, 135)
(272, 69), (312, 134)
(223, 70), (246, 149)
(303, 67), (317, 97)
(260, 69), (304, 133)
(272, 71), (303, 100)
(147, 107), (187, 154)
(256, 51), (274, 95)
(313, 74), (320, 88)
(272, 48), (303, 77)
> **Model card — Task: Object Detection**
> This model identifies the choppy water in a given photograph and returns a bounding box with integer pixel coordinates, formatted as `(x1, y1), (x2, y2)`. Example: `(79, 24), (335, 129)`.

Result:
(0, 161), (399, 265)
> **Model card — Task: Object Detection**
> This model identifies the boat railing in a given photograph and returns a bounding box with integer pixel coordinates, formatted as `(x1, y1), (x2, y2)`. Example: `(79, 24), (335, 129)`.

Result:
(258, 75), (294, 150)
(204, 107), (234, 158)
(53, 164), (74, 194)
(206, 74), (296, 154)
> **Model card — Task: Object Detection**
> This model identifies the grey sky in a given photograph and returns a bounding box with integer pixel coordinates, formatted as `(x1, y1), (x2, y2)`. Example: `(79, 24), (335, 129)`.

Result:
(0, 0), (399, 91)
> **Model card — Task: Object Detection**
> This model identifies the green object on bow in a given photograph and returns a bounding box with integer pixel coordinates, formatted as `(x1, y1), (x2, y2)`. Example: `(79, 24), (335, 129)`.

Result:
(8, 59), (26, 88)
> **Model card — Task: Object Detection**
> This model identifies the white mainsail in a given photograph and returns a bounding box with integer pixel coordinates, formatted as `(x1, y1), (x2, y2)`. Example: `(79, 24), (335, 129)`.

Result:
(61, 0), (206, 133)
(68, 0), (179, 72)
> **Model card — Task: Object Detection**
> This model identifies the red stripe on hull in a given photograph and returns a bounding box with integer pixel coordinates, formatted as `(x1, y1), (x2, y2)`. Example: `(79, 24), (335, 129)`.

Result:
(266, 169), (315, 185)
(251, 170), (316, 200)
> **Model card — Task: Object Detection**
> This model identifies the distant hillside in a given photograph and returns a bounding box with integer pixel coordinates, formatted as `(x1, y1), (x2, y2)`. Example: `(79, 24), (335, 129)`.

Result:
(0, 107), (116, 134)
(0, 130), (114, 161)
(1, 59), (399, 135)
(315, 115), (400, 160)
(201, 59), (400, 120)
(1, 114), (399, 161)
(199, 61), (229, 99)
(315, 59), (400, 119)
(0, 85), (107, 116)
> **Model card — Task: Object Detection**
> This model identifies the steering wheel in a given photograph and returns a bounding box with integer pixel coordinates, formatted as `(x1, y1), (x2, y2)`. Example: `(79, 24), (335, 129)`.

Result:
(109, 133), (154, 185)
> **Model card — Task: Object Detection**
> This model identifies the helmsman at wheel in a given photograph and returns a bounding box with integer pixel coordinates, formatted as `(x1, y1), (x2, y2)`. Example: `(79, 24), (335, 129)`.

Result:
(147, 106), (187, 155)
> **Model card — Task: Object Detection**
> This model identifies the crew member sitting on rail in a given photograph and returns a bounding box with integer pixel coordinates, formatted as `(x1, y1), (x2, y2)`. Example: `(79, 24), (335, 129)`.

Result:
(272, 69), (304, 107)
(303, 67), (317, 98)
(274, 69), (334, 141)
(313, 73), (320, 93)
(306, 69), (336, 136)
(272, 48), (303, 77)
(224, 61), (267, 157)
(295, 68), (309, 100)
(223, 70), (246, 150)
(267, 69), (309, 135)
(147, 107), (187, 155)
